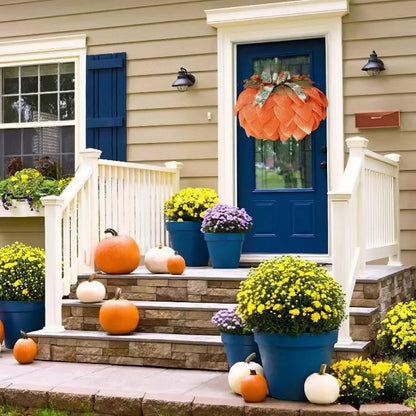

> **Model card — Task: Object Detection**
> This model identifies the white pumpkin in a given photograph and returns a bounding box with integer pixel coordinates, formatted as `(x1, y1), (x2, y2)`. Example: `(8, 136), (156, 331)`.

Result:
(304, 364), (340, 404)
(76, 273), (106, 303)
(228, 353), (264, 394)
(144, 244), (175, 273)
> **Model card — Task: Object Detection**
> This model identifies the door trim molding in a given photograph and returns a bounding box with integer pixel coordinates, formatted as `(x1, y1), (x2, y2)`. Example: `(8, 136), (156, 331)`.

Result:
(206, 0), (349, 258)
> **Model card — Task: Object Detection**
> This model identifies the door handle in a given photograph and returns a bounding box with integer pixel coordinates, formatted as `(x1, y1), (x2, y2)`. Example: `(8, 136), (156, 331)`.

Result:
(320, 161), (327, 169)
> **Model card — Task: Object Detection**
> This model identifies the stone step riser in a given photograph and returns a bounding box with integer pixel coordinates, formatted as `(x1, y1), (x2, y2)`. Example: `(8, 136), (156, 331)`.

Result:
(70, 276), (241, 304)
(33, 336), (228, 371)
(63, 304), (220, 336)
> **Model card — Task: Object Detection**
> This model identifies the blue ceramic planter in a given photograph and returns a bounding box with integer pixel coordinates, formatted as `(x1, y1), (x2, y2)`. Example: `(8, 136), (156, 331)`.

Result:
(0, 300), (45, 349)
(204, 233), (245, 268)
(254, 330), (338, 401)
(221, 332), (262, 367)
(166, 221), (209, 266)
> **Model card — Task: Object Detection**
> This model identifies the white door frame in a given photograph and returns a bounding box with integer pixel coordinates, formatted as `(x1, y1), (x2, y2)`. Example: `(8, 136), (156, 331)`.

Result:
(206, 0), (349, 262)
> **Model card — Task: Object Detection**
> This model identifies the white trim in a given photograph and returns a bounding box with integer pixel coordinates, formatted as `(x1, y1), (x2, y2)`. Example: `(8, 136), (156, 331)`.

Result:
(0, 35), (87, 169)
(206, 0), (348, 259)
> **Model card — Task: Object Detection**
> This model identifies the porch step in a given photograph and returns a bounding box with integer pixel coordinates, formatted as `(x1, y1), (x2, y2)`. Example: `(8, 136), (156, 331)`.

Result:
(29, 329), (228, 371)
(63, 299), (235, 335)
(69, 267), (246, 303)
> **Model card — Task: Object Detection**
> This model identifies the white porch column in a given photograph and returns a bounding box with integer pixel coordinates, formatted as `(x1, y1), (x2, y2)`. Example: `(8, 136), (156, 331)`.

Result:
(165, 161), (183, 193)
(42, 196), (65, 332)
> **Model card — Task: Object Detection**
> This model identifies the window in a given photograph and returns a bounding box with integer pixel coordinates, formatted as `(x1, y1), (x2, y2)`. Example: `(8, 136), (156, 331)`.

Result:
(0, 62), (75, 177)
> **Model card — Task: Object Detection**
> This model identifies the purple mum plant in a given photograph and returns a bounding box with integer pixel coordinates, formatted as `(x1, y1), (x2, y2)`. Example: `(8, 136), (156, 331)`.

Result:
(201, 203), (253, 233)
(211, 306), (251, 335)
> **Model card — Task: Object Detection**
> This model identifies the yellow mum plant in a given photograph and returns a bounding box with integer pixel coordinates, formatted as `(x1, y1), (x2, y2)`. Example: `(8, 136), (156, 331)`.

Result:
(0, 242), (45, 301)
(377, 300), (416, 359)
(164, 187), (218, 222)
(237, 255), (345, 335)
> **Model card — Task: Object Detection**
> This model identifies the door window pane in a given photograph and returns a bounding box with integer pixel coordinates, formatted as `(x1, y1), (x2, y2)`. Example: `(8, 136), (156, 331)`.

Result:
(252, 55), (312, 190)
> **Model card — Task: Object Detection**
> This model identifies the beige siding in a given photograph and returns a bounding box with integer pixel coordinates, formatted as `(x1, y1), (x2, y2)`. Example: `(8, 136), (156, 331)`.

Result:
(0, 218), (45, 248)
(345, 0), (416, 263)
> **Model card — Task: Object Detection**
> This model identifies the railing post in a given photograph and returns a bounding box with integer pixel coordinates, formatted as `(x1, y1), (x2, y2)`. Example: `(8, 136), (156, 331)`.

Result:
(78, 149), (101, 271)
(42, 196), (65, 332)
(385, 153), (402, 266)
(346, 137), (368, 277)
(164, 161), (183, 193)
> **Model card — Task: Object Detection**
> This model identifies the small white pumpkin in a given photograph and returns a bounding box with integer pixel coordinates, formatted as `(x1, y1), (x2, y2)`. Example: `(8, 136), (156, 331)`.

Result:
(228, 353), (264, 395)
(304, 364), (340, 404)
(144, 244), (175, 273)
(76, 273), (106, 303)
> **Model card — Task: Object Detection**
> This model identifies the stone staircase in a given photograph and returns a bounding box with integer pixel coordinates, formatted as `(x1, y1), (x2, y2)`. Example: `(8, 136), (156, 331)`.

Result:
(30, 265), (416, 369)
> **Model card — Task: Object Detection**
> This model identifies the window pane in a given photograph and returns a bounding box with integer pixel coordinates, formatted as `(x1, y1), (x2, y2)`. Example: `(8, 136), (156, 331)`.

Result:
(60, 62), (75, 91)
(62, 126), (75, 153)
(3, 96), (19, 123)
(40, 93), (58, 121)
(59, 92), (74, 120)
(3, 67), (19, 94)
(21, 65), (38, 94)
(42, 126), (61, 154)
(40, 64), (58, 92)
(23, 128), (42, 154)
(21, 95), (38, 122)
(4, 129), (21, 155)
(62, 154), (75, 176)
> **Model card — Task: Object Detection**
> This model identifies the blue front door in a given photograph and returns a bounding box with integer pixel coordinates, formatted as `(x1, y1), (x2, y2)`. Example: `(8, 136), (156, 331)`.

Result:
(237, 38), (327, 254)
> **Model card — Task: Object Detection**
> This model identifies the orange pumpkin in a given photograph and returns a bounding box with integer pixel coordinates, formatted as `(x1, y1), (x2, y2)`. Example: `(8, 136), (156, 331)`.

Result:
(234, 72), (328, 142)
(167, 252), (186, 275)
(13, 331), (37, 364)
(94, 228), (140, 274)
(240, 369), (268, 403)
(0, 320), (4, 344)
(99, 288), (139, 334)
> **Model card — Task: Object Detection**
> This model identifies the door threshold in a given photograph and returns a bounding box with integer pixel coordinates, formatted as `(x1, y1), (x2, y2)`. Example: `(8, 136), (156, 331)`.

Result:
(240, 253), (332, 266)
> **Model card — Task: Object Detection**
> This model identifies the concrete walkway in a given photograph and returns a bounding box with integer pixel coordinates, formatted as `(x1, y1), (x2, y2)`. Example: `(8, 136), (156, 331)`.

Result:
(0, 348), (413, 416)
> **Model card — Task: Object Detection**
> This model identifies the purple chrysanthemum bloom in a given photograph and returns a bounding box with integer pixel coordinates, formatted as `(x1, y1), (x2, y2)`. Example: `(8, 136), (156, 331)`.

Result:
(211, 306), (251, 335)
(201, 204), (253, 233)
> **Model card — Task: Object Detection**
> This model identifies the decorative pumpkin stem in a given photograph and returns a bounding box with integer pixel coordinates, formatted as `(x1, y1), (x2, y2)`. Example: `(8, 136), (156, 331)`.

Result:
(20, 330), (28, 339)
(88, 273), (97, 282)
(157, 244), (163, 249)
(114, 287), (123, 300)
(249, 369), (257, 376)
(245, 352), (257, 363)
(319, 363), (327, 375)
(104, 228), (118, 236)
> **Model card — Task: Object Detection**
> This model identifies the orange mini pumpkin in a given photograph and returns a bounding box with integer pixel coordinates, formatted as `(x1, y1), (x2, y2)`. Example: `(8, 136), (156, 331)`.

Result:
(99, 288), (139, 334)
(13, 331), (37, 364)
(94, 228), (140, 274)
(240, 369), (268, 403)
(0, 320), (4, 344)
(167, 252), (186, 275)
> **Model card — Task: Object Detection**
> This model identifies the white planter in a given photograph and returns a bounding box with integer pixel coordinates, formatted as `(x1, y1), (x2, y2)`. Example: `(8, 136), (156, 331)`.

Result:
(0, 201), (44, 217)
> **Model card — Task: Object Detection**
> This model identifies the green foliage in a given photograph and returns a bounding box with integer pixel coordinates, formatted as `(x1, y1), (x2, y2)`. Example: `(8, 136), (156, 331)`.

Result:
(0, 168), (72, 210)
(237, 255), (345, 335)
(0, 404), (89, 416)
(0, 242), (45, 301)
(164, 187), (218, 222)
(331, 357), (416, 408)
(377, 300), (416, 360)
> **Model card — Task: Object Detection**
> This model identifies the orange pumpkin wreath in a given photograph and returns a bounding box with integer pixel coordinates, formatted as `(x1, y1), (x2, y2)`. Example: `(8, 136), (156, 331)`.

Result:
(234, 71), (328, 142)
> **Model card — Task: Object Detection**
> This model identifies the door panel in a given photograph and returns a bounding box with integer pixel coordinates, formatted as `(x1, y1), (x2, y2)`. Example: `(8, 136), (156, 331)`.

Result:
(237, 38), (327, 254)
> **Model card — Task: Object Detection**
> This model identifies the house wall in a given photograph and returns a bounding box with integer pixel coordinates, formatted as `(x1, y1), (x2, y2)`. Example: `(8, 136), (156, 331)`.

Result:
(343, 0), (416, 265)
(0, 0), (415, 262)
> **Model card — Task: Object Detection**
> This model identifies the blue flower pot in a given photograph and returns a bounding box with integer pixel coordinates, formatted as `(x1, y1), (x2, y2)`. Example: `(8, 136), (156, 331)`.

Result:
(204, 233), (245, 268)
(166, 221), (209, 267)
(254, 330), (338, 401)
(221, 333), (262, 367)
(0, 300), (45, 349)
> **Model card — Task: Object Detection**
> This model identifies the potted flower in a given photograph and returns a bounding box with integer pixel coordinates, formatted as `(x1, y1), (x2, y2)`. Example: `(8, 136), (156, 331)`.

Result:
(211, 306), (261, 367)
(201, 203), (252, 268)
(0, 242), (45, 348)
(164, 187), (218, 266)
(237, 255), (346, 401)
(0, 167), (72, 214)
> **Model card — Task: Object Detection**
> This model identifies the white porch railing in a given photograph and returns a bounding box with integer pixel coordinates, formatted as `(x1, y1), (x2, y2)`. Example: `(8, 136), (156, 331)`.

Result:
(41, 149), (182, 332)
(329, 137), (401, 345)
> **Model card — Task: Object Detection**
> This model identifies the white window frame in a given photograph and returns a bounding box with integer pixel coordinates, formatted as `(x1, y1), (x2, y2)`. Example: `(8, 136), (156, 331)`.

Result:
(0, 35), (86, 169)
(206, 0), (349, 260)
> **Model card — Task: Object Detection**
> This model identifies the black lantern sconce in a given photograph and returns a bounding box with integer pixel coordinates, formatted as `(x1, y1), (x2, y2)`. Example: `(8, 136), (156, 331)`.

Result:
(361, 51), (385, 76)
(172, 67), (196, 91)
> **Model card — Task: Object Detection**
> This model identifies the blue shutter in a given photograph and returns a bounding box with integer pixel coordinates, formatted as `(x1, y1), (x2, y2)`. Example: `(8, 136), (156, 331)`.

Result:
(86, 52), (126, 161)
